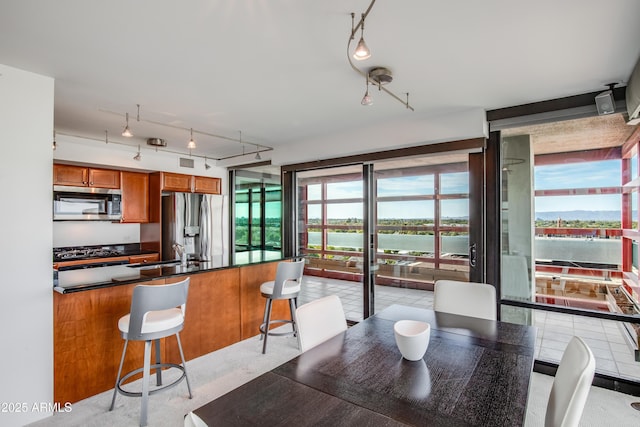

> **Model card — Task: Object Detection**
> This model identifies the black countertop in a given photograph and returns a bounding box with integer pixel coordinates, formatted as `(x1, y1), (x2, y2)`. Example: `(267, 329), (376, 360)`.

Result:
(54, 251), (286, 294)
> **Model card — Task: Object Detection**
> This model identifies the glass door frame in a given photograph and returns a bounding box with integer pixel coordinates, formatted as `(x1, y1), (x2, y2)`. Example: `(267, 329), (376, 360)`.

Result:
(487, 88), (640, 394)
(283, 138), (489, 319)
(229, 166), (282, 262)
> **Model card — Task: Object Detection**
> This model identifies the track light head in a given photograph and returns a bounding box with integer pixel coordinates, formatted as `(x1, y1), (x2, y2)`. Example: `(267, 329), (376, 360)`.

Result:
(122, 112), (133, 137)
(187, 128), (196, 149)
(353, 14), (371, 60)
(133, 145), (141, 161)
(353, 37), (371, 60)
(361, 91), (373, 106)
(361, 75), (373, 106)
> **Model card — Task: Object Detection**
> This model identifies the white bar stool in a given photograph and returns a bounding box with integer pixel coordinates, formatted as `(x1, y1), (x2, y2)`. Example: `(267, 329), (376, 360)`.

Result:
(109, 278), (192, 427)
(259, 260), (305, 354)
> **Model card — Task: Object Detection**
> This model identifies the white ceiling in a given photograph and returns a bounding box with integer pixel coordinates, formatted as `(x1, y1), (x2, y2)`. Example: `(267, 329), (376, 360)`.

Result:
(2, 0), (640, 162)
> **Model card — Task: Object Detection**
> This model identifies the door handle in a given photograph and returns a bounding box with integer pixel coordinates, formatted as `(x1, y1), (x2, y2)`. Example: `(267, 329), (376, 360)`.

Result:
(469, 243), (477, 268)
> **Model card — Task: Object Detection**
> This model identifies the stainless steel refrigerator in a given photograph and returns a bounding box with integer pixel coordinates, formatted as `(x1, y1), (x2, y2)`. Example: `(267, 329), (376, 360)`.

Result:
(162, 192), (224, 262)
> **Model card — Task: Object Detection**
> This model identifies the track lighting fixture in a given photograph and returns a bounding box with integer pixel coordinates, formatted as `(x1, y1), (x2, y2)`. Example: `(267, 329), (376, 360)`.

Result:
(99, 108), (275, 159)
(52, 129), (57, 150)
(352, 13), (371, 60)
(347, 1), (414, 111)
(187, 128), (196, 149)
(204, 157), (211, 170)
(133, 145), (141, 161)
(361, 75), (373, 106)
(122, 112), (133, 137)
(254, 144), (261, 160)
(105, 130), (109, 144)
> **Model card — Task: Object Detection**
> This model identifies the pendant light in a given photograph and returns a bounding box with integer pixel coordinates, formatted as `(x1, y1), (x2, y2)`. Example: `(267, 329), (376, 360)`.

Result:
(122, 112), (133, 137)
(52, 129), (57, 150)
(361, 75), (373, 106)
(187, 128), (196, 149)
(204, 157), (211, 170)
(353, 13), (371, 60)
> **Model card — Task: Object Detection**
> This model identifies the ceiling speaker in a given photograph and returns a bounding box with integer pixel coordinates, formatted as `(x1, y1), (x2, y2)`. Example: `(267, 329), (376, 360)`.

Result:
(595, 90), (615, 115)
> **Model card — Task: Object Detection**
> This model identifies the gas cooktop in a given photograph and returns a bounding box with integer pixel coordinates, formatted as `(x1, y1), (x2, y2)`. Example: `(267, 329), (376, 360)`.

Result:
(54, 246), (126, 261)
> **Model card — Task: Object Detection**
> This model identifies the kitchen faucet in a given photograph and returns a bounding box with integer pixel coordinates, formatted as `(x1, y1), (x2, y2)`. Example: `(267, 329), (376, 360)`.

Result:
(172, 243), (187, 265)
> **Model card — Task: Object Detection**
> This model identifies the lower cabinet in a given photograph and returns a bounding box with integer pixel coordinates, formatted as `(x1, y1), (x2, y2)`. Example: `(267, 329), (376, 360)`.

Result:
(128, 253), (159, 264)
(54, 279), (166, 405)
(53, 262), (282, 404)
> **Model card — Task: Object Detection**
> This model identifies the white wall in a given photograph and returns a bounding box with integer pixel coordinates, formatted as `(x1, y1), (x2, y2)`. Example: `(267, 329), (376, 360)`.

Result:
(0, 64), (54, 425)
(268, 107), (487, 166)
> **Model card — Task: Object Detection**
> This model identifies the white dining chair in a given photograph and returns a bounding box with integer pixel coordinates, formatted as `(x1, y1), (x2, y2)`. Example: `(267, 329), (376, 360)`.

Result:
(433, 279), (497, 320)
(545, 336), (595, 427)
(184, 411), (208, 427)
(295, 294), (348, 352)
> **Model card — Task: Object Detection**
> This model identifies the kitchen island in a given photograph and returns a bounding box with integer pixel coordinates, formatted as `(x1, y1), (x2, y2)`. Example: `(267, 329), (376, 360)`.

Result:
(54, 252), (293, 404)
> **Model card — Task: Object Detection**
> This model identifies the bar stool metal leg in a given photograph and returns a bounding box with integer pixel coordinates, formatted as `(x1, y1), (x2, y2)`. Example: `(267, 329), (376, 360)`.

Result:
(110, 339), (129, 411)
(262, 299), (273, 354)
(154, 338), (162, 386)
(140, 340), (152, 427)
(289, 299), (298, 336)
(176, 332), (193, 398)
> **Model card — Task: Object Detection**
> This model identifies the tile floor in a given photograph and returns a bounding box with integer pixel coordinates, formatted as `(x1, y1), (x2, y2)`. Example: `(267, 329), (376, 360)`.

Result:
(298, 275), (640, 383)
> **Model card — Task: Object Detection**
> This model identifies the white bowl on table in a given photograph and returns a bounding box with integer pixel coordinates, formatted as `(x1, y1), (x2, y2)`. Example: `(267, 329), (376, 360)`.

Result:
(393, 320), (431, 361)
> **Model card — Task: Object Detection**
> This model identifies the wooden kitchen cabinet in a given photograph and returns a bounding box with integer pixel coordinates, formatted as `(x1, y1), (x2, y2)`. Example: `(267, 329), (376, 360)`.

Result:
(193, 176), (221, 194)
(160, 172), (221, 194)
(88, 168), (120, 188)
(53, 164), (120, 189)
(120, 171), (149, 223)
(128, 253), (159, 264)
(161, 172), (193, 192)
(53, 164), (88, 186)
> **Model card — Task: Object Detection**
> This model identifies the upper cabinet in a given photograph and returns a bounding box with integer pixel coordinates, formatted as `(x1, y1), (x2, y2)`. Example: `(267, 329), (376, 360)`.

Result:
(194, 176), (222, 194)
(120, 171), (149, 223)
(160, 172), (221, 194)
(54, 165), (120, 189)
(161, 172), (193, 192)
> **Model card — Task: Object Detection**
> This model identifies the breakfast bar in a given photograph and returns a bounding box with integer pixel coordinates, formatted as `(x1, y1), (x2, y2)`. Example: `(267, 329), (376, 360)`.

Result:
(53, 254), (291, 404)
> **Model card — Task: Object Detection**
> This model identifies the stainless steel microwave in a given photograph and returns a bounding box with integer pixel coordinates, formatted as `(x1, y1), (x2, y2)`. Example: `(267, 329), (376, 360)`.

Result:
(53, 186), (122, 221)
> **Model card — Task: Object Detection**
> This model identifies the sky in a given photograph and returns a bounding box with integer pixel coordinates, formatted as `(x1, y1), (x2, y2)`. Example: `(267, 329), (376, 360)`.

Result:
(300, 159), (623, 219)
(306, 173), (469, 219)
(534, 159), (621, 212)
(237, 159), (624, 220)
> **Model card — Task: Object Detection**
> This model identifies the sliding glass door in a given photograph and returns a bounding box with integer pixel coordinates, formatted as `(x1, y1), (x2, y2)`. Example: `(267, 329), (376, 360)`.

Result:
(296, 165), (365, 321)
(372, 154), (472, 305)
(292, 140), (487, 321)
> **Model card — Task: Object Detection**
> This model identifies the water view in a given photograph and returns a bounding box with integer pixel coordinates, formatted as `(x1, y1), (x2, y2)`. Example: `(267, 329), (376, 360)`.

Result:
(308, 232), (621, 265)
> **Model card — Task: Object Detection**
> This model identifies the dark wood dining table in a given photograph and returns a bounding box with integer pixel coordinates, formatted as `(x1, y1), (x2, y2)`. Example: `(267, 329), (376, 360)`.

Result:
(193, 304), (538, 426)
